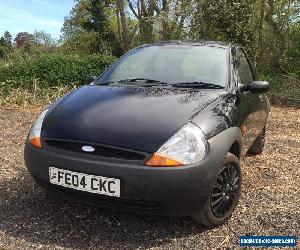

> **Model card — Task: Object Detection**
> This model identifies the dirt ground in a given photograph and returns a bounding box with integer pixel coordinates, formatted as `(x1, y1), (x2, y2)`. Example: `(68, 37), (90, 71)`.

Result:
(0, 106), (299, 249)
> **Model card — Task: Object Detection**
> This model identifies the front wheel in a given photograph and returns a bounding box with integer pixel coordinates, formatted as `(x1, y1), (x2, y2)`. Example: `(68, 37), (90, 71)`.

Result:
(192, 153), (242, 228)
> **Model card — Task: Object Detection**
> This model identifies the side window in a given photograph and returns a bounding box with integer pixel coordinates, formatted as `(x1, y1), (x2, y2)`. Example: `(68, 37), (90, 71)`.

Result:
(236, 49), (254, 85)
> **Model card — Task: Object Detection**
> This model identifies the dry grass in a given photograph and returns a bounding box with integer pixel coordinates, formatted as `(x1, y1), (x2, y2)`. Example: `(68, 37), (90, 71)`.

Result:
(0, 106), (299, 249)
(0, 83), (76, 109)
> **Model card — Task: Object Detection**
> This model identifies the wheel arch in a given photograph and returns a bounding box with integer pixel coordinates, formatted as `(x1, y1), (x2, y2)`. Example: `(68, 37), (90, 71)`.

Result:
(208, 126), (243, 168)
(228, 140), (242, 159)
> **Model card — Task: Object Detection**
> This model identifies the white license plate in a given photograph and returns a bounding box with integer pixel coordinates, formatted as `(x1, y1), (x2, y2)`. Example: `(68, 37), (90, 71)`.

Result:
(49, 167), (120, 197)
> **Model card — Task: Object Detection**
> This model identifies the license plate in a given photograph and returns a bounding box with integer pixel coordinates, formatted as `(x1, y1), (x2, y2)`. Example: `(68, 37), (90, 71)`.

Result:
(49, 167), (120, 197)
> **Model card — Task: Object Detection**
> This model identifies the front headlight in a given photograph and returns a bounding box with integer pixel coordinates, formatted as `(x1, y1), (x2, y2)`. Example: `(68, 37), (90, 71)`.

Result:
(145, 122), (208, 167)
(28, 109), (48, 148)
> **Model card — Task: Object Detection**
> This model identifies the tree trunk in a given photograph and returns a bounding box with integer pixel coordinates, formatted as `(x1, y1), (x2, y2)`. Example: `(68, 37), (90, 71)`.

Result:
(127, 0), (155, 43)
(140, 19), (154, 43)
(115, 3), (122, 43)
(196, 0), (208, 40)
(116, 0), (130, 51)
(141, 0), (155, 43)
(265, 0), (286, 72)
(162, 0), (170, 40)
(258, 0), (266, 64)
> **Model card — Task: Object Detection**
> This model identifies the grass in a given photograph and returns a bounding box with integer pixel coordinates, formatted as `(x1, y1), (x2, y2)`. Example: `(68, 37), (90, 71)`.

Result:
(0, 80), (76, 109)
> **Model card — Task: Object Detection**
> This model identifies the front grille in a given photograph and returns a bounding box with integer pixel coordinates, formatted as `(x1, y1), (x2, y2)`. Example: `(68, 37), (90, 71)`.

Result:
(45, 140), (145, 161)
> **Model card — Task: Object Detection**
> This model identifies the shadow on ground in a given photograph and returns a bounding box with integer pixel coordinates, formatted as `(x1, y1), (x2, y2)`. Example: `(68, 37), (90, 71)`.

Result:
(0, 172), (205, 249)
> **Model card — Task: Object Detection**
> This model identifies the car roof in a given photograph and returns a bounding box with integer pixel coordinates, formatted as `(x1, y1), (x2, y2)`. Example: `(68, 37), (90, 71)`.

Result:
(140, 40), (235, 49)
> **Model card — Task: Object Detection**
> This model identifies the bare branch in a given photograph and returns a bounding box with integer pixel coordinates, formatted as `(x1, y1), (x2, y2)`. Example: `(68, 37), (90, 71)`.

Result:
(127, 0), (140, 19)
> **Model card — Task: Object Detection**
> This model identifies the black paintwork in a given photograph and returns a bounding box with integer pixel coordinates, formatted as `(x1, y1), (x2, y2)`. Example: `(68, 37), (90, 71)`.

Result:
(25, 41), (270, 216)
(42, 42), (269, 154)
(42, 85), (225, 152)
(25, 127), (242, 216)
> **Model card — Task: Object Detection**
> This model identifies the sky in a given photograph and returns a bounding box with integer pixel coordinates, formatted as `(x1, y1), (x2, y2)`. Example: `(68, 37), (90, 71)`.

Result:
(0, 0), (75, 40)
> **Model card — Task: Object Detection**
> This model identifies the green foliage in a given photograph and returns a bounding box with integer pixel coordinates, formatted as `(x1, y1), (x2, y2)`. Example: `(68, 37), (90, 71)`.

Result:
(3, 31), (12, 47)
(287, 23), (300, 72)
(191, 0), (254, 47)
(0, 53), (116, 89)
(261, 73), (300, 100)
(6, 44), (53, 64)
(1, 0), (299, 104)
(33, 30), (57, 47)
(62, 0), (122, 56)
(60, 31), (110, 56)
(0, 30), (59, 64)
(0, 31), (13, 60)
(0, 39), (12, 60)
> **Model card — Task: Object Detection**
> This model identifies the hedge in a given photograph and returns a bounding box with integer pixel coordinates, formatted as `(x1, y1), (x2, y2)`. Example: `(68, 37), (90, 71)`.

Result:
(261, 73), (300, 100)
(0, 53), (116, 88)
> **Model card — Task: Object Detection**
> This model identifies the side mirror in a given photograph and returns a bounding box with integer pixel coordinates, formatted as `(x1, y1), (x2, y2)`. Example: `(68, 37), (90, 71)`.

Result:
(240, 81), (269, 94)
(85, 76), (98, 85)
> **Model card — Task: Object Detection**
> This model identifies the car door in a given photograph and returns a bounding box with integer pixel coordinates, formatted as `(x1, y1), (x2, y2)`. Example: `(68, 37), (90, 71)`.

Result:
(235, 48), (266, 155)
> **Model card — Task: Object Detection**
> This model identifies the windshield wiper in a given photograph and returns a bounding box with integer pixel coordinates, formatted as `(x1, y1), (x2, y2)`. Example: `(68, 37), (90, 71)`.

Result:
(99, 78), (168, 86)
(172, 82), (224, 89)
(118, 78), (168, 85)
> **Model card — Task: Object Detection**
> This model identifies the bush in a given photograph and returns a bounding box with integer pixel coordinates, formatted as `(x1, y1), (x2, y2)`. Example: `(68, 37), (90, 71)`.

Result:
(261, 73), (300, 100)
(0, 53), (116, 89)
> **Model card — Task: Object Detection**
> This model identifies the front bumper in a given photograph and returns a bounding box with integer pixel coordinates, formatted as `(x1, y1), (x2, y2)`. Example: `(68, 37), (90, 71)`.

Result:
(24, 134), (228, 216)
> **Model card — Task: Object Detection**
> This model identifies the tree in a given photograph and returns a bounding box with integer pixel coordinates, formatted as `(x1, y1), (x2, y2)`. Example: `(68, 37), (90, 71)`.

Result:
(59, 0), (299, 75)
(264, 0), (286, 71)
(33, 31), (56, 47)
(114, 0), (141, 51)
(250, 0), (299, 73)
(150, 0), (193, 40)
(0, 31), (13, 59)
(3, 31), (12, 47)
(14, 32), (34, 47)
(61, 31), (108, 55)
(62, 0), (123, 56)
(127, 0), (158, 43)
(0, 38), (10, 59)
(287, 22), (300, 71)
(116, 0), (130, 51)
(190, 0), (254, 47)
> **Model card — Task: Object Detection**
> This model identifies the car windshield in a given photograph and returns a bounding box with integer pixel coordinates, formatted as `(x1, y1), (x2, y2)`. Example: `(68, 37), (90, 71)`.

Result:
(97, 45), (228, 87)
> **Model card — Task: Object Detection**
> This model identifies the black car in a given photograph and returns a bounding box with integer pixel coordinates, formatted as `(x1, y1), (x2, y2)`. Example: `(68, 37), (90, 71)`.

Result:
(25, 41), (270, 227)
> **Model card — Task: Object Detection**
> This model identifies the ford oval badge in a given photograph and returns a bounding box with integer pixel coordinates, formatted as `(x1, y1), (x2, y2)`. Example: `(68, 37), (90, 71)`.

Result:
(82, 145), (95, 152)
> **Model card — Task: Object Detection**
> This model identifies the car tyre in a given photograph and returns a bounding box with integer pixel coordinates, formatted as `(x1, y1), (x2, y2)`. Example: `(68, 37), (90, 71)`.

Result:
(248, 126), (266, 155)
(192, 153), (242, 228)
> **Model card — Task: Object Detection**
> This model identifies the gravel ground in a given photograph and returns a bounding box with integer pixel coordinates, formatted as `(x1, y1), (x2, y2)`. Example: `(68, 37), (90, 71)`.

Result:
(0, 106), (299, 249)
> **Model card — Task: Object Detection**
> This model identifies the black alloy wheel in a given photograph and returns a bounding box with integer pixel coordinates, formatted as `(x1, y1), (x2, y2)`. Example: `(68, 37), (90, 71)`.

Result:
(210, 164), (240, 218)
(192, 153), (242, 228)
